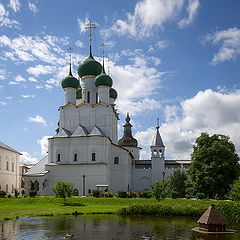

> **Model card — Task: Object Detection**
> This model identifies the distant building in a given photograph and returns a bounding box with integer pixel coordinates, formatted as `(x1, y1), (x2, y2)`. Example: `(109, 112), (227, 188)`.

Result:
(23, 31), (191, 195)
(0, 141), (21, 194)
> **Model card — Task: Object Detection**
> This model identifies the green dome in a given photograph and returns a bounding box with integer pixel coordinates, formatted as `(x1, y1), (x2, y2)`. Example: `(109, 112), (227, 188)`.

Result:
(76, 88), (82, 99)
(95, 72), (113, 87)
(61, 73), (79, 89)
(78, 55), (102, 78)
(109, 88), (118, 99)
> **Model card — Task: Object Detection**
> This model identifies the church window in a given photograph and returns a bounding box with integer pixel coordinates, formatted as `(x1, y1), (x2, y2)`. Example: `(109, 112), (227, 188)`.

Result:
(57, 154), (61, 162)
(96, 92), (98, 103)
(114, 157), (119, 164)
(87, 91), (90, 103)
(6, 184), (8, 193)
(6, 161), (9, 171)
(12, 162), (14, 172)
(74, 153), (78, 161)
(92, 153), (96, 161)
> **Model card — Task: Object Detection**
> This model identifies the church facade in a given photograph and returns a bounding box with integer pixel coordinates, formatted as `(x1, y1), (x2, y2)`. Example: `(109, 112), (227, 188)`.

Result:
(24, 44), (190, 196)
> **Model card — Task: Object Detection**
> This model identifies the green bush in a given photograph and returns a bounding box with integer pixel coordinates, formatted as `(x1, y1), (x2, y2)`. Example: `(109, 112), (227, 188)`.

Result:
(29, 190), (37, 198)
(7, 194), (11, 198)
(128, 191), (138, 198)
(0, 190), (6, 198)
(152, 180), (169, 201)
(92, 190), (101, 197)
(14, 190), (19, 198)
(227, 177), (240, 201)
(100, 191), (114, 198)
(196, 193), (205, 199)
(139, 191), (152, 198)
(117, 191), (129, 198)
(52, 180), (74, 199)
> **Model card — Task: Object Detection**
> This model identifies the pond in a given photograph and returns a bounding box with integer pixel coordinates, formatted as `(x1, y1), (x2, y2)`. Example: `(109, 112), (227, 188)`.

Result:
(0, 215), (240, 240)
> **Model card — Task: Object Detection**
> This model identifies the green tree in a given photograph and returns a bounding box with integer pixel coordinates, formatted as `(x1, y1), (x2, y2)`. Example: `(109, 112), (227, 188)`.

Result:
(169, 169), (187, 198)
(227, 177), (240, 201)
(52, 179), (74, 199)
(188, 133), (240, 199)
(151, 180), (169, 201)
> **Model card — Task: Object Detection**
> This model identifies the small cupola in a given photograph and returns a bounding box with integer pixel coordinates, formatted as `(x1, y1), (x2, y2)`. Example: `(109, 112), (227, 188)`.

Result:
(109, 88), (118, 100)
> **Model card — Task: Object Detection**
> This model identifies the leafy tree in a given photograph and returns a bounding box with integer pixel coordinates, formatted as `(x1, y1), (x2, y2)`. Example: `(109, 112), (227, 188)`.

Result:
(188, 133), (240, 199)
(52, 179), (74, 199)
(227, 177), (240, 201)
(151, 180), (169, 201)
(169, 169), (187, 198)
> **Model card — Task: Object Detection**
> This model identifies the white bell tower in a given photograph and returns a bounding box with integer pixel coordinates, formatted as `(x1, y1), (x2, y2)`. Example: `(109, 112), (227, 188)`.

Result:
(151, 118), (165, 183)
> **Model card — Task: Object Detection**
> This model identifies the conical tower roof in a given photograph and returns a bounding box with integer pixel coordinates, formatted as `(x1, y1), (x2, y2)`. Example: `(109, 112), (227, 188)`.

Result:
(151, 124), (164, 147)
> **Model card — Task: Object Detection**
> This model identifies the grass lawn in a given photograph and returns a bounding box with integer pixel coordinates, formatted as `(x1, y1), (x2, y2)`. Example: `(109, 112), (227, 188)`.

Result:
(0, 197), (213, 220)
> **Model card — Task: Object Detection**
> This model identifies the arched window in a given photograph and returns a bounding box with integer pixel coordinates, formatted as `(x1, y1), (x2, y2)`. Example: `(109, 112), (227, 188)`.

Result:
(91, 153), (96, 161)
(6, 161), (9, 171)
(114, 157), (119, 164)
(74, 153), (78, 161)
(57, 154), (61, 162)
(12, 162), (14, 172)
(6, 184), (8, 193)
(87, 91), (90, 103)
(96, 92), (98, 103)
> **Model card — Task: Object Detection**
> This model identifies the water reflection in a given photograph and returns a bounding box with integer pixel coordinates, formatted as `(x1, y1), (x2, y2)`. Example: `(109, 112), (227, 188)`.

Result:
(0, 215), (239, 240)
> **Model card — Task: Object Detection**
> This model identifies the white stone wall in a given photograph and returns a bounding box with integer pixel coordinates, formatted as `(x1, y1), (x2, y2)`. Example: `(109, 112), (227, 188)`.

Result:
(81, 77), (98, 104)
(133, 168), (152, 191)
(98, 86), (110, 104)
(0, 147), (20, 194)
(59, 104), (118, 143)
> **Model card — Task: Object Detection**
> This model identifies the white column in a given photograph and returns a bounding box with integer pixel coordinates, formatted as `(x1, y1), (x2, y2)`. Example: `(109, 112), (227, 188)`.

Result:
(64, 88), (76, 105)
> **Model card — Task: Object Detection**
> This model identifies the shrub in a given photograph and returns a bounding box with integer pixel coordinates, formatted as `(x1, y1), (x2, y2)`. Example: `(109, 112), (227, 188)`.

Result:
(128, 191), (138, 198)
(227, 177), (240, 201)
(196, 192), (205, 199)
(152, 180), (170, 201)
(117, 191), (129, 198)
(52, 180), (74, 199)
(7, 194), (11, 198)
(0, 190), (6, 198)
(29, 190), (37, 198)
(139, 191), (152, 198)
(14, 189), (19, 198)
(92, 190), (101, 197)
(100, 191), (114, 198)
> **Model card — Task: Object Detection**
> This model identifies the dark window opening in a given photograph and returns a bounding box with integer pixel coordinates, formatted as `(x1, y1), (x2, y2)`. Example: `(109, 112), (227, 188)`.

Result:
(92, 153), (96, 161)
(74, 153), (78, 161)
(114, 157), (119, 164)
(57, 154), (61, 162)
(87, 91), (90, 103)
(96, 92), (98, 104)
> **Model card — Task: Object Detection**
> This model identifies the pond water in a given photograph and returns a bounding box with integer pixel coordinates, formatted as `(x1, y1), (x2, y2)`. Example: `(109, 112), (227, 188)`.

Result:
(0, 215), (240, 240)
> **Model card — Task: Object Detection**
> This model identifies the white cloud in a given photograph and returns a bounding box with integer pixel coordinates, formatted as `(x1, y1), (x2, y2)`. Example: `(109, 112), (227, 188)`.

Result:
(27, 65), (56, 76)
(15, 74), (26, 82)
(28, 77), (38, 82)
(204, 27), (240, 65)
(134, 88), (240, 160)
(0, 69), (6, 80)
(77, 17), (91, 33)
(178, 0), (200, 28)
(20, 152), (38, 165)
(156, 40), (168, 49)
(112, 0), (199, 38)
(37, 135), (51, 155)
(21, 94), (35, 98)
(0, 101), (7, 106)
(9, 0), (21, 12)
(28, 2), (39, 14)
(27, 115), (47, 126)
(9, 81), (17, 85)
(0, 3), (19, 28)
(75, 40), (84, 48)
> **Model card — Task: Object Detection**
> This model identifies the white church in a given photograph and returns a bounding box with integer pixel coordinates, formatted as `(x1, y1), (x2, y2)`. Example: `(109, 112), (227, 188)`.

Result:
(24, 35), (191, 196)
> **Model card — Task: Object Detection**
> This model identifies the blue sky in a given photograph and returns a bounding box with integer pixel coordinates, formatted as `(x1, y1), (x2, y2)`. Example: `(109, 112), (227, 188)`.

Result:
(1, 0), (240, 164)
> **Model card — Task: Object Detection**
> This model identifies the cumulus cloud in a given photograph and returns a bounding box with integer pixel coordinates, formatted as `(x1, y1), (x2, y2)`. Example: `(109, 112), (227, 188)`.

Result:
(111, 0), (199, 38)
(135, 89), (240, 160)
(27, 115), (47, 126)
(178, 0), (200, 28)
(27, 65), (57, 76)
(0, 101), (7, 106)
(203, 27), (240, 65)
(0, 69), (6, 80)
(9, 0), (21, 12)
(37, 135), (52, 155)
(20, 152), (38, 165)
